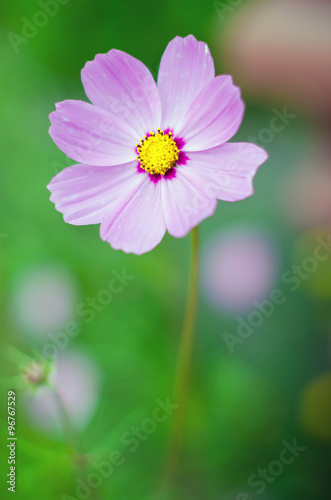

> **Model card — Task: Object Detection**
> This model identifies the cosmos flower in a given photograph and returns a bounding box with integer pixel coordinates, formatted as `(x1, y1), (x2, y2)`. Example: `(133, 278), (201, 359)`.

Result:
(48, 35), (268, 255)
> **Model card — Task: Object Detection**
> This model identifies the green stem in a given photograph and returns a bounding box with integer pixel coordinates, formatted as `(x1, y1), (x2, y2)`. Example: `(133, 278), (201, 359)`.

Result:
(53, 386), (104, 499)
(157, 226), (199, 494)
(52, 386), (84, 456)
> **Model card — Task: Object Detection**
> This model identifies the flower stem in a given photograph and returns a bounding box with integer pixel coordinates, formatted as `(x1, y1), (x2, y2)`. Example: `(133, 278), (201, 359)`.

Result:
(157, 226), (199, 495)
(52, 387), (104, 500)
(53, 386), (83, 456)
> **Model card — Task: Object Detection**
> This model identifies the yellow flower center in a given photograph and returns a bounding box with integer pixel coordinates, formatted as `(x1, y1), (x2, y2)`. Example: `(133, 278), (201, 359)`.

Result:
(136, 129), (179, 175)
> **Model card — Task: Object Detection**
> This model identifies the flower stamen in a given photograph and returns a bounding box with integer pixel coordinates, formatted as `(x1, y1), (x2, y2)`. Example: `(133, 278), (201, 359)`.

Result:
(136, 129), (179, 175)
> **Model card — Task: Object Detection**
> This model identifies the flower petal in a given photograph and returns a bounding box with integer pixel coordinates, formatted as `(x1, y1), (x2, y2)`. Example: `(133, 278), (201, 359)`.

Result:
(81, 50), (161, 137)
(49, 100), (137, 166)
(100, 176), (166, 255)
(157, 35), (215, 133)
(184, 143), (268, 201)
(47, 161), (141, 225)
(178, 76), (245, 151)
(161, 169), (217, 238)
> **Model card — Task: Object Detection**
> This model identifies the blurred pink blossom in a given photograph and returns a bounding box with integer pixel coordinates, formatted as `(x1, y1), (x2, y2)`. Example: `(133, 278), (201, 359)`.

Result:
(218, 0), (331, 117)
(24, 351), (101, 431)
(202, 227), (279, 313)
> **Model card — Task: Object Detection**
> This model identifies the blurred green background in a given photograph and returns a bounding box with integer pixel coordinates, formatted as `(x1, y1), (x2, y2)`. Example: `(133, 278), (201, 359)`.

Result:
(1, 0), (331, 499)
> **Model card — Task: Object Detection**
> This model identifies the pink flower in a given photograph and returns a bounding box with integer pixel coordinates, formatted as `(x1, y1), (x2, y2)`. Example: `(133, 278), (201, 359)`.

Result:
(24, 351), (101, 431)
(202, 227), (279, 313)
(48, 35), (268, 255)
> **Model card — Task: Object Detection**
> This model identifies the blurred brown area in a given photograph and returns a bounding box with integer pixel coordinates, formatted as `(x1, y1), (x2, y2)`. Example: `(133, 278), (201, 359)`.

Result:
(217, 0), (331, 119)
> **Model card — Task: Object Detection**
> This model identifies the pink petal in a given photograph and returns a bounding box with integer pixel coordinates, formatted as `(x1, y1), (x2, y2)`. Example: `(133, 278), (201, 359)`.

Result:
(161, 170), (217, 238)
(81, 50), (161, 137)
(178, 76), (245, 151)
(184, 143), (268, 201)
(157, 35), (215, 133)
(100, 176), (166, 255)
(49, 100), (137, 166)
(47, 161), (141, 225)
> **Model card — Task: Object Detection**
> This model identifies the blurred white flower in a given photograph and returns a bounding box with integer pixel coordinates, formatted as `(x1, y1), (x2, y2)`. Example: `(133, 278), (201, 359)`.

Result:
(24, 351), (101, 431)
(11, 265), (79, 338)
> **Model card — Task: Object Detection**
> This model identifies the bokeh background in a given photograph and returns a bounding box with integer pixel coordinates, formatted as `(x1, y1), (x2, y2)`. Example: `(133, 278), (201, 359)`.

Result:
(1, 0), (331, 499)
